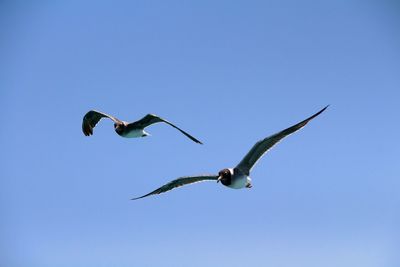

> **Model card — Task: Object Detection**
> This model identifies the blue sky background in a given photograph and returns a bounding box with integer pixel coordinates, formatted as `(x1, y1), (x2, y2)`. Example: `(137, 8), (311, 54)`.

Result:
(1, 1), (399, 266)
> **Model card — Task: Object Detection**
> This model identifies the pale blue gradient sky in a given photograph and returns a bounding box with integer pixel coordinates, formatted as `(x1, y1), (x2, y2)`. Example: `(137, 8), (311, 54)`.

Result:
(1, 1), (399, 266)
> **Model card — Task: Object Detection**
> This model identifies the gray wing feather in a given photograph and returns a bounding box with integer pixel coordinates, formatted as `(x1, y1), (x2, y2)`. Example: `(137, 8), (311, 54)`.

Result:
(127, 114), (203, 144)
(131, 175), (218, 200)
(82, 110), (121, 136)
(236, 106), (328, 175)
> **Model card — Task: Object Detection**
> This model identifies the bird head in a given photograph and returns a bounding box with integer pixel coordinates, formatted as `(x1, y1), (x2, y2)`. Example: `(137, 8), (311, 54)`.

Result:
(217, 168), (232, 186)
(114, 122), (126, 135)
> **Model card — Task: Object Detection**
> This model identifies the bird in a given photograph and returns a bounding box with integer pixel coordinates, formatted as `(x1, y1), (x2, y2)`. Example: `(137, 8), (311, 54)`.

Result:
(82, 110), (203, 144)
(132, 105), (328, 200)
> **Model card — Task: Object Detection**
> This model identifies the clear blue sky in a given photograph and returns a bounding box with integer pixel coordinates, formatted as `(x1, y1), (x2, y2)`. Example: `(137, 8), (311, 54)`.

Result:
(1, 1), (399, 266)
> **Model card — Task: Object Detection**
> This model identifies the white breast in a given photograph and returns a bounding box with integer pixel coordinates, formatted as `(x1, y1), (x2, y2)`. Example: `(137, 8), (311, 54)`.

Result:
(228, 173), (249, 189)
(121, 129), (145, 138)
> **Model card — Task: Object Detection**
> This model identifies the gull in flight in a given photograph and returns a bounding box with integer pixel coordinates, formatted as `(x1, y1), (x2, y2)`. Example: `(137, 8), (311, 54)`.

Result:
(132, 106), (328, 200)
(82, 110), (203, 144)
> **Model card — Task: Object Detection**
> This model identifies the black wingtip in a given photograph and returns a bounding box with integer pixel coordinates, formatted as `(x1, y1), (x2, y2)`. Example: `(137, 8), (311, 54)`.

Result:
(187, 136), (203, 145)
(184, 134), (203, 145)
(289, 105), (329, 131)
(130, 193), (152, 200)
(318, 105), (329, 113)
(131, 195), (146, 200)
(318, 104), (329, 116)
(308, 105), (329, 120)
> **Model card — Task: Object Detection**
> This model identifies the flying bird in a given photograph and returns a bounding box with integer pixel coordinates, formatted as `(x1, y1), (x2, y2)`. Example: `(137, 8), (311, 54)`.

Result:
(82, 110), (202, 144)
(132, 106), (328, 200)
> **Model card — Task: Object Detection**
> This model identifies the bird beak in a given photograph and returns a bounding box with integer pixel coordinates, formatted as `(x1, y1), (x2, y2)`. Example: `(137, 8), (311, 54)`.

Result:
(217, 176), (222, 183)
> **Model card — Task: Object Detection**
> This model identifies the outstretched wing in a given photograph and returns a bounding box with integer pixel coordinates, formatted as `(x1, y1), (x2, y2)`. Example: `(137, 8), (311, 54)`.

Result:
(127, 114), (203, 144)
(131, 174), (218, 200)
(236, 105), (328, 175)
(82, 110), (121, 136)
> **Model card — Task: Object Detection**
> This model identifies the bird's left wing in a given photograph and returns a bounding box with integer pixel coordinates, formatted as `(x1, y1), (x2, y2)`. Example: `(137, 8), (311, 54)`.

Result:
(82, 110), (121, 136)
(127, 114), (203, 144)
(131, 174), (218, 200)
(236, 105), (328, 175)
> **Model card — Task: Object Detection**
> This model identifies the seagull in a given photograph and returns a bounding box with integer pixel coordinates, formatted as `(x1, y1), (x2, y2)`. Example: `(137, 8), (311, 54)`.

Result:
(82, 110), (203, 144)
(132, 106), (328, 200)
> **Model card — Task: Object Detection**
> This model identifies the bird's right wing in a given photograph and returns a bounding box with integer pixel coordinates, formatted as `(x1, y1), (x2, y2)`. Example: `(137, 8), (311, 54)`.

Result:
(236, 106), (328, 175)
(131, 175), (218, 200)
(82, 110), (121, 136)
(127, 114), (203, 144)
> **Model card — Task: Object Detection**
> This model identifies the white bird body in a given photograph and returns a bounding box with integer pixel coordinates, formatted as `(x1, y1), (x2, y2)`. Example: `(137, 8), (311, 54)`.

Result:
(229, 175), (250, 189)
(121, 128), (148, 138)
(225, 168), (251, 189)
